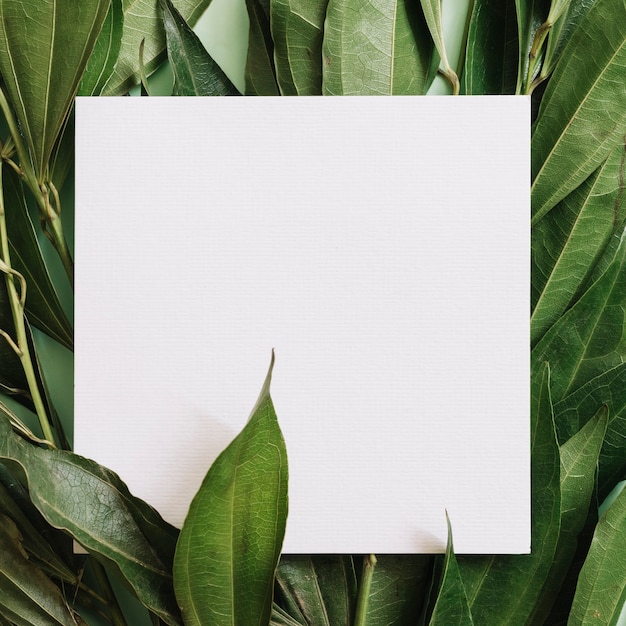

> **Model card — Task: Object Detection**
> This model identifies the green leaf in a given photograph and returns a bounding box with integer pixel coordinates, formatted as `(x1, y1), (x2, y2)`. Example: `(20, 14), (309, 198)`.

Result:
(101, 0), (213, 95)
(161, 0), (240, 95)
(4, 168), (73, 351)
(531, 142), (626, 345)
(428, 515), (474, 626)
(529, 406), (608, 622)
(514, 0), (551, 93)
(0, 0), (109, 182)
(555, 364), (626, 500)
(531, 0), (626, 224)
(270, 0), (328, 95)
(78, 0), (124, 96)
(456, 362), (561, 623)
(275, 556), (357, 626)
(532, 226), (626, 403)
(0, 513), (85, 626)
(173, 353), (288, 626)
(244, 0), (280, 95)
(322, 0), (438, 95)
(462, 0), (518, 95)
(569, 485), (626, 624)
(0, 413), (183, 626)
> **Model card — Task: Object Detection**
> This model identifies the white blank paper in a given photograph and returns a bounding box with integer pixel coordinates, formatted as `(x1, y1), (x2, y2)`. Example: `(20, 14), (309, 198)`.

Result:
(74, 96), (530, 554)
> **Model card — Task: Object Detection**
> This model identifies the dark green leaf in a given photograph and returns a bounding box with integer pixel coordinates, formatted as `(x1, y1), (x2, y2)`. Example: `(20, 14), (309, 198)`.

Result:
(276, 556), (357, 626)
(462, 0), (518, 94)
(101, 0), (214, 95)
(173, 353), (288, 626)
(456, 362), (560, 623)
(0, 0), (109, 181)
(0, 413), (182, 626)
(532, 227), (626, 403)
(161, 0), (240, 95)
(322, 0), (438, 95)
(271, 604), (305, 626)
(4, 167), (73, 351)
(531, 0), (626, 224)
(531, 141), (626, 345)
(78, 0), (125, 96)
(244, 0), (280, 95)
(270, 0), (328, 95)
(0, 513), (85, 626)
(569, 485), (626, 624)
(428, 516), (474, 626)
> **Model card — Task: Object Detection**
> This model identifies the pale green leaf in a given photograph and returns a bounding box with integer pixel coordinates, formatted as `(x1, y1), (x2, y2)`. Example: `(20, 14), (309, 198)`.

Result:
(0, 0), (109, 181)
(161, 0), (239, 95)
(514, 0), (551, 92)
(101, 0), (213, 95)
(78, 0), (124, 95)
(531, 0), (626, 224)
(173, 353), (288, 626)
(322, 0), (438, 95)
(244, 0), (280, 95)
(569, 485), (626, 624)
(531, 142), (626, 345)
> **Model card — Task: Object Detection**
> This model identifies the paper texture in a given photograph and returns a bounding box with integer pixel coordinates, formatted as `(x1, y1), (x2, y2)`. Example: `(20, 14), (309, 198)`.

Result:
(75, 96), (530, 554)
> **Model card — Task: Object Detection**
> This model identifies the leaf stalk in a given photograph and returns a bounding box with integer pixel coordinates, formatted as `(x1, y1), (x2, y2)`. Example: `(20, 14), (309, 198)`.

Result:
(354, 554), (377, 626)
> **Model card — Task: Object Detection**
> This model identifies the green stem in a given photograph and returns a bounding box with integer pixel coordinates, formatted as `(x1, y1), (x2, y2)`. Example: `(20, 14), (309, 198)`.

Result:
(91, 560), (128, 626)
(354, 554), (377, 626)
(524, 21), (551, 95)
(0, 163), (56, 446)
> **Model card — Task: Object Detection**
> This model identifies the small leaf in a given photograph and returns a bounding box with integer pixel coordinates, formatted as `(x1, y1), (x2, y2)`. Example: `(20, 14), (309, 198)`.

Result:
(244, 0), (280, 95)
(78, 0), (125, 96)
(161, 0), (240, 96)
(428, 515), (474, 626)
(0, 0), (109, 181)
(0, 412), (183, 626)
(462, 0), (518, 95)
(270, 0), (329, 95)
(101, 0), (214, 95)
(531, 0), (626, 223)
(569, 485), (626, 624)
(322, 0), (438, 95)
(0, 513), (85, 626)
(173, 353), (288, 626)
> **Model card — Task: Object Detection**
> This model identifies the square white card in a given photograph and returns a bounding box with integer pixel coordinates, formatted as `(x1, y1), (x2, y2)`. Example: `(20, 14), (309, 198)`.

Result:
(75, 96), (529, 554)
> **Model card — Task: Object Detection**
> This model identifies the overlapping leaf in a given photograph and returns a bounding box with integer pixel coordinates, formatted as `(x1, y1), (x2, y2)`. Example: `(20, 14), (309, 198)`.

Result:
(244, 0), (280, 95)
(173, 354), (288, 626)
(419, 0), (458, 92)
(531, 0), (626, 223)
(514, 0), (551, 93)
(322, 0), (437, 95)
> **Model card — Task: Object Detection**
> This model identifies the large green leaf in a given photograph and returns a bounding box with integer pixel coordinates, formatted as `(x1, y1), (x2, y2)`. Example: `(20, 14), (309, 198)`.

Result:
(532, 226), (626, 403)
(531, 142), (626, 345)
(456, 363), (561, 623)
(78, 0), (124, 96)
(244, 0), (280, 95)
(529, 406), (608, 622)
(0, 513), (85, 626)
(531, 0), (626, 224)
(462, 0), (518, 95)
(555, 364), (626, 499)
(0, 0), (109, 182)
(173, 354), (288, 626)
(270, 0), (328, 95)
(4, 167), (73, 351)
(161, 0), (239, 95)
(569, 485), (626, 624)
(275, 556), (357, 626)
(322, 0), (438, 95)
(101, 0), (213, 95)
(0, 412), (182, 626)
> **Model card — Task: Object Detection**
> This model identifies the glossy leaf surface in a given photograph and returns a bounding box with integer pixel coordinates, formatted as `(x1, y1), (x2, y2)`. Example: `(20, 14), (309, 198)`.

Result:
(102, 0), (213, 95)
(173, 355), (288, 626)
(78, 0), (124, 96)
(0, 0), (109, 181)
(0, 414), (182, 626)
(161, 0), (239, 95)
(244, 0), (280, 95)
(322, 0), (437, 95)
(531, 0), (626, 223)
(569, 485), (626, 624)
